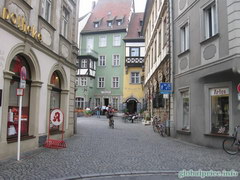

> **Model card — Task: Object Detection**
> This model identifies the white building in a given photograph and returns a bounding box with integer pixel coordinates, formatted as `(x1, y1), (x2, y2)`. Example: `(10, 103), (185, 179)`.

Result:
(0, 0), (79, 159)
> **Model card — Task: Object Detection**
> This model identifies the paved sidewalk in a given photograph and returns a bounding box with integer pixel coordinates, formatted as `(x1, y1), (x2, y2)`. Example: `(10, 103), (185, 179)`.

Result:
(0, 116), (239, 180)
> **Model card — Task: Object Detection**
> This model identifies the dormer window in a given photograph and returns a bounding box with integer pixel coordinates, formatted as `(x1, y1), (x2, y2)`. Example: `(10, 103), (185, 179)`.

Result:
(94, 22), (99, 28)
(116, 19), (122, 26)
(107, 21), (112, 27)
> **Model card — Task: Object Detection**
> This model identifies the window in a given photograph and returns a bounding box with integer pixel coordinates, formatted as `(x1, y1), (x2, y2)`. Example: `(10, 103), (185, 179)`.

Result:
(112, 55), (120, 66)
(98, 77), (105, 88)
(50, 71), (61, 132)
(86, 37), (94, 52)
(210, 88), (229, 134)
(41, 0), (52, 23)
(180, 22), (189, 53)
(81, 59), (87, 68)
(116, 20), (122, 26)
(95, 98), (101, 106)
(130, 47), (140, 57)
(112, 98), (118, 110)
(113, 35), (121, 46)
(75, 77), (80, 86)
(163, 18), (168, 45)
(131, 72), (140, 84)
(158, 30), (162, 56)
(94, 22), (99, 28)
(8, 55), (31, 138)
(62, 7), (69, 37)
(76, 97), (84, 109)
(140, 20), (143, 26)
(107, 21), (112, 27)
(99, 56), (106, 66)
(112, 77), (119, 88)
(80, 77), (87, 86)
(181, 91), (190, 131)
(204, 2), (217, 39)
(99, 36), (107, 47)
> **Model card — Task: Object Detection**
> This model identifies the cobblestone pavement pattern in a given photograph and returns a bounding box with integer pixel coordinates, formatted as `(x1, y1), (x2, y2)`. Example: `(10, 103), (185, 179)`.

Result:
(0, 116), (240, 180)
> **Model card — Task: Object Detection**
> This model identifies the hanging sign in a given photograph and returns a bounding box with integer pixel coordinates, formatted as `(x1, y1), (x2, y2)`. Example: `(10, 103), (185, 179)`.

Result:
(50, 109), (64, 126)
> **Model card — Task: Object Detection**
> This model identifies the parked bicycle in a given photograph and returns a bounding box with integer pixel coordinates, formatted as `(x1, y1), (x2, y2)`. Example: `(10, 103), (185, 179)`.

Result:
(222, 125), (240, 155)
(152, 116), (167, 137)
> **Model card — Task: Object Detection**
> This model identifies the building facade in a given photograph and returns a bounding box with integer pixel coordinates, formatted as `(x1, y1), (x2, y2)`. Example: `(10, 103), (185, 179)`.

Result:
(123, 13), (145, 114)
(0, 0), (79, 159)
(142, 0), (173, 134)
(76, 0), (134, 112)
(173, 0), (240, 148)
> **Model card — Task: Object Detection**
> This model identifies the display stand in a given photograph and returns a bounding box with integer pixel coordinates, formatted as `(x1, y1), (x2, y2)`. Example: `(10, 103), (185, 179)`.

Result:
(44, 109), (66, 149)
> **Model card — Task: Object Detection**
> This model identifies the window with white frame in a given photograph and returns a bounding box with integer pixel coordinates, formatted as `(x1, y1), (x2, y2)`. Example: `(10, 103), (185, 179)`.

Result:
(180, 22), (189, 53)
(41, 0), (52, 23)
(112, 98), (118, 110)
(75, 77), (80, 86)
(80, 77), (87, 86)
(204, 2), (217, 39)
(181, 90), (190, 131)
(86, 37), (94, 51)
(61, 7), (69, 37)
(131, 72), (140, 84)
(76, 97), (85, 109)
(113, 35), (121, 46)
(81, 59), (88, 68)
(112, 77), (119, 88)
(99, 36), (107, 47)
(98, 77), (105, 88)
(112, 55), (120, 66)
(130, 47), (140, 57)
(99, 56), (106, 66)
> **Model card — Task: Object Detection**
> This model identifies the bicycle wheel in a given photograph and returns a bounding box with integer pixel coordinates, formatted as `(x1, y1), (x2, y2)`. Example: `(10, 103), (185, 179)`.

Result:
(160, 126), (167, 137)
(223, 137), (239, 155)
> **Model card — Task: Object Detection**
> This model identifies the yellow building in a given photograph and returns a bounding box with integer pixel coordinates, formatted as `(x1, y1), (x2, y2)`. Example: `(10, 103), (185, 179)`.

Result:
(123, 13), (145, 114)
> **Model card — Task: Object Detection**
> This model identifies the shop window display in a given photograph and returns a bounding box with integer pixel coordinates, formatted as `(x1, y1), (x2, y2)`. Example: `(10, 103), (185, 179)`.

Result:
(7, 55), (31, 138)
(210, 88), (229, 134)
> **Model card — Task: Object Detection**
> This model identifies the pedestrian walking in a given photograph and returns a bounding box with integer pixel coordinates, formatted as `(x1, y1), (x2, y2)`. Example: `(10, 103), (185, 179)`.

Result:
(96, 105), (101, 118)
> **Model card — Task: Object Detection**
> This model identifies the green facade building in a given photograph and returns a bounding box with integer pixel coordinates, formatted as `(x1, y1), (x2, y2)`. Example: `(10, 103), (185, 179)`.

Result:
(76, 0), (135, 112)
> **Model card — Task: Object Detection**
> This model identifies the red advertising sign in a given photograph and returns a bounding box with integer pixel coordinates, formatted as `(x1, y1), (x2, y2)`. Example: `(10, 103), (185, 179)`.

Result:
(237, 83), (240, 93)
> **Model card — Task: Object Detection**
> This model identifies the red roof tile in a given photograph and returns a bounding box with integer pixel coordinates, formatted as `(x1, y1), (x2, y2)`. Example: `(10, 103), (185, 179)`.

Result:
(81, 0), (134, 34)
(124, 12), (144, 40)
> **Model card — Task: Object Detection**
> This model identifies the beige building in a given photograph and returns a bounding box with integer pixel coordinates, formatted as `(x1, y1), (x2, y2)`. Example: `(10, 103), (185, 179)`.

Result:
(0, 0), (79, 159)
(142, 0), (173, 134)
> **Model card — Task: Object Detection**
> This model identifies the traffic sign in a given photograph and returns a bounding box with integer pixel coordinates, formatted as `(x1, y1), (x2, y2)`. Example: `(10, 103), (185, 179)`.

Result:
(16, 88), (24, 96)
(237, 83), (240, 93)
(20, 66), (26, 89)
(160, 82), (173, 94)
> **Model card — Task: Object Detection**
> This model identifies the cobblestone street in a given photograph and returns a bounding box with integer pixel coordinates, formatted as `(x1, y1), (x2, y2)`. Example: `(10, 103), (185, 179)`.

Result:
(0, 116), (240, 180)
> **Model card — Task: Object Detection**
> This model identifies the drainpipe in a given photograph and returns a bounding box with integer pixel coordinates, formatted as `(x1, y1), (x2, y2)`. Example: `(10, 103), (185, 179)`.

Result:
(168, 0), (174, 136)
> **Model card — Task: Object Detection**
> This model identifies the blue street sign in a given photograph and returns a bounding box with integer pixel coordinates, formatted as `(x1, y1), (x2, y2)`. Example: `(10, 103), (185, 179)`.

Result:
(160, 82), (173, 94)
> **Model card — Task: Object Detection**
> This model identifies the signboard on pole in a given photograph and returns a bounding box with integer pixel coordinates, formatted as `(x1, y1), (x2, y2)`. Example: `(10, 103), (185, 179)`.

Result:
(160, 82), (173, 94)
(17, 66), (26, 161)
(237, 83), (240, 93)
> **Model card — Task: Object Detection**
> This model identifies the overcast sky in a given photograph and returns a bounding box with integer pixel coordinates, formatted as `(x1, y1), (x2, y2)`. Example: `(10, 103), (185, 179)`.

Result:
(79, 0), (147, 17)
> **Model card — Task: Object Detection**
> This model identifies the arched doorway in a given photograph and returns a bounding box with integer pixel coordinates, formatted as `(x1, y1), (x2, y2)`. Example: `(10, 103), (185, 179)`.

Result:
(126, 98), (138, 114)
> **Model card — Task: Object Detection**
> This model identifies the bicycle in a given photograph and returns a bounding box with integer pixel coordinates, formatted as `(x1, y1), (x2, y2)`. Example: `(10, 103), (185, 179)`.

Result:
(222, 125), (240, 155)
(152, 116), (167, 137)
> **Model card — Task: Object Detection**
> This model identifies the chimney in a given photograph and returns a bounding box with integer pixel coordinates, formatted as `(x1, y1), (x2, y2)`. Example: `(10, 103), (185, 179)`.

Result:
(92, 1), (96, 11)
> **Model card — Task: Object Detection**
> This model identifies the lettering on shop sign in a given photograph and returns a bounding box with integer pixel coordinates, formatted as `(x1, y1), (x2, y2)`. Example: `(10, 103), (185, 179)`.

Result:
(210, 88), (229, 96)
(1, 8), (42, 41)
